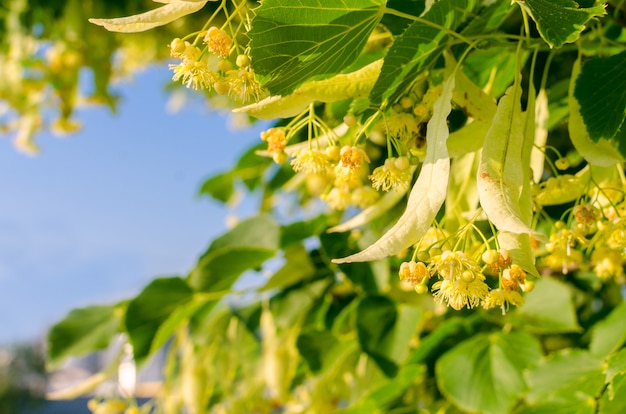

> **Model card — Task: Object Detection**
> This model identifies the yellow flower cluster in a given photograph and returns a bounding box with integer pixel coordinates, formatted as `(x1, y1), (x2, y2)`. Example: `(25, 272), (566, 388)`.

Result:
(167, 27), (264, 103)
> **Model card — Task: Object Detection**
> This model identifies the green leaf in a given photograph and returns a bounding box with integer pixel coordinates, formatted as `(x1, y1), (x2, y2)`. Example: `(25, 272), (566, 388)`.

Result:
(248, 0), (385, 96)
(198, 171), (235, 204)
(125, 277), (193, 363)
(356, 295), (423, 377)
(280, 214), (330, 248)
(334, 73), (455, 263)
(525, 350), (604, 407)
(599, 372), (626, 414)
(47, 304), (124, 369)
(514, 277), (581, 334)
(89, 0), (210, 33)
(568, 57), (624, 166)
(606, 348), (626, 384)
(338, 364), (426, 413)
(436, 331), (542, 414)
(575, 51), (626, 143)
(589, 300), (626, 357)
(262, 243), (317, 291)
(189, 215), (280, 291)
(513, 0), (605, 48)
(296, 329), (339, 373)
(369, 0), (472, 104)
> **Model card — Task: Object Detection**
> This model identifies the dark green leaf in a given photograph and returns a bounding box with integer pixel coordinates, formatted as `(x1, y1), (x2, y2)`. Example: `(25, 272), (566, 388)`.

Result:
(320, 231), (387, 292)
(47, 304), (124, 369)
(590, 300), (626, 357)
(574, 51), (626, 143)
(514, 277), (581, 333)
(198, 171), (235, 203)
(125, 277), (193, 363)
(436, 331), (542, 414)
(356, 295), (423, 377)
(525, 350), (604, 407)
(280, 214), (330, 248)
(249, 0), (385, 96)
(369, 0), (473, 104)
(514, 0), (605, 48)
(296, 329), (339, 373)
(189, 215), (279, 292)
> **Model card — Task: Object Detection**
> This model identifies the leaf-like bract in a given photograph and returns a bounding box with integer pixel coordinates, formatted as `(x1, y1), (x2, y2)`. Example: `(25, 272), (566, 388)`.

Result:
(333, 74), (455, 263)
(248, 0), (385, 96)
(235, 59), (382, 120)
(513, 0), (605, 48)
(89, 0), (211, 33)
(477, 81), (539, 237)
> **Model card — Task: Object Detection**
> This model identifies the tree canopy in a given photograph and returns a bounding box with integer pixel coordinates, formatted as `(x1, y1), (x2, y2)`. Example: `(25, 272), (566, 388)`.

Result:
(3, 0), (626, 413)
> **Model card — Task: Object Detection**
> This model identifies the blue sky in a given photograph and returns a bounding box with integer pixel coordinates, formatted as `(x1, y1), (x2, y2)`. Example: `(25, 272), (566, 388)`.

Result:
(0, 67), (269, 344)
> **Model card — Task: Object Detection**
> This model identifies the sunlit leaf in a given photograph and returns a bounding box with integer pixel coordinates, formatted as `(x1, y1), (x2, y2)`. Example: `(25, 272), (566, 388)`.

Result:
(189, 215), (280, 291)
(369, 0), (472, 104)
(525, 350), (604, 407)
(568, 57), (624, 166)
(513, 0), (605, 48)
(125, 277), (193, 363)
(514, 278), (581, 333)
(333, 73), (455, 263)
(248, 0), (385, 96)
(262, 243), (316, 291)
(47, 304), (124, 369)
(89, 0), (211, 33)
(589, 301), (626, 357)
(599, 372), (626, 414)
(198, 171), (235, 204)
(436, 331), (542, 414)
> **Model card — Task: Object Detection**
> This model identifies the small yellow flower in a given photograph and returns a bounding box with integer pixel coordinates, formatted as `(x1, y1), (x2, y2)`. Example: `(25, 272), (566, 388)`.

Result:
(335, 145), (369, 182)
(482, 288), (524, 312)
(204, 27), (232, 57)
(399, 261), (430, 285)
(369, 156), (413, 192)
(432, 276), (489, 310)
(323, 185), (352, 210)
(227, 68), (265, 103)
(260, 128), (287, 163)
(291, 149), (332, 175)
(591, 248), (624, 279)
(385, 113), (419, 144)
(169, 60), (216, 90)
(351, 185), (380, 208)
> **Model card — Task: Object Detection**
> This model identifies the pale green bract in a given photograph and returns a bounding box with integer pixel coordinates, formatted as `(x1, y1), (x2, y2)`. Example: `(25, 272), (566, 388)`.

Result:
(333, 74), (455, 263)
(568, 58), (624, 167)
(235, 59), (383, 120)
(477, 81), (539, 237)
(89, 0), (213, 33)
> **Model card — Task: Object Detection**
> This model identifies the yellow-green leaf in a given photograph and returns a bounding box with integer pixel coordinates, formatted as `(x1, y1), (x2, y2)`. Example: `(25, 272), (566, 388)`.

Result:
(333, 74), (455, 263)
(89, 0), (211, 33)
